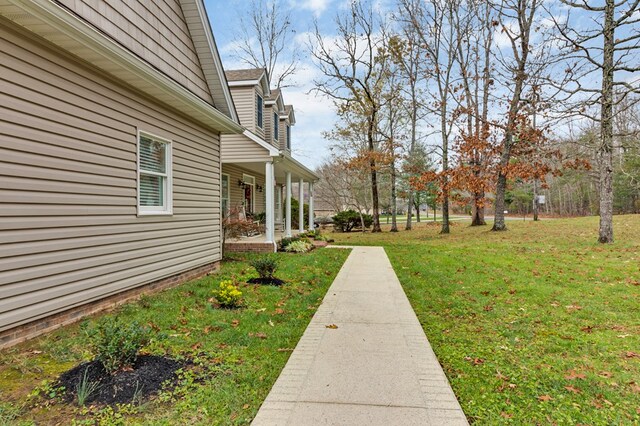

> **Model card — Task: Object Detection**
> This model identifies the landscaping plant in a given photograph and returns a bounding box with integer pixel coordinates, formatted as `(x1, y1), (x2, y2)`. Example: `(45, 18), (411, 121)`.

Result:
(249, 256), (279, 280)
(213, 280), (243, 308)
(284, 239), (313, 253)
(332, 210), (373, 232)
(84, 317), (151, 374)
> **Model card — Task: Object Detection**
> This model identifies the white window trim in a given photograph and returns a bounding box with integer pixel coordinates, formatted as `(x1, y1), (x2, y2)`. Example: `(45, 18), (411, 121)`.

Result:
(221, 173), (230, 216)
(242, 173), (255, 213)
(137, 130), (173, 216)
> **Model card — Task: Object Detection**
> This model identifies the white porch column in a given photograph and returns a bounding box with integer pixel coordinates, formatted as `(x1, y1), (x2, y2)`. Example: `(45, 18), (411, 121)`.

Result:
(308, 181), (315, 231)
(265, 161), (275, 247)
(298, 178), (305, 233)
(285, 171), (292, 237)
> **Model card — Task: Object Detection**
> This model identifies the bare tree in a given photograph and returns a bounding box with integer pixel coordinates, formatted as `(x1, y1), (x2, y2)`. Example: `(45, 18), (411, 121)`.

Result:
(491, 0), (546, 231)
(399, 0), (460, 234)
(310, 1), (387, 232)
(387, 12), (428, 231)
(548, 0), (640, 243)
(234, 0), (299, 88)
(451, 0), (495, 226)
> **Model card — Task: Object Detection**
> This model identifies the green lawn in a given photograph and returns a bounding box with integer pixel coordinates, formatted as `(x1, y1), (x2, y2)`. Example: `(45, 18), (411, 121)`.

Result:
(332, 215), (640, 424)
(0, 249), (349, 425)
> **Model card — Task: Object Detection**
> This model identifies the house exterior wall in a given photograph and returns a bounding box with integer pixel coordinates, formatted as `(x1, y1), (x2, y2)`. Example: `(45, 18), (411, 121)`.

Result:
(222, 164), (266, 215)
(56, 0), (213, 104)
(0, 21), (222, 333)
(220, 133), (272, 163)
(279, 116), (291, 152)
(264, 104), (275, 146)
(228, 85), (263, 138)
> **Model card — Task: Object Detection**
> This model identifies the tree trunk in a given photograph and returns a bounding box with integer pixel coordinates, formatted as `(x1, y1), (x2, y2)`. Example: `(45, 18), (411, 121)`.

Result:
(368, 115), (382, 233)
(406, 192), (413, 230)
(471, 190), (486, 226)
(390, 162), (398, 232)
(598, 0), (614, 243)
(414, 194), (421, 222)
(493, 173), (508, 231)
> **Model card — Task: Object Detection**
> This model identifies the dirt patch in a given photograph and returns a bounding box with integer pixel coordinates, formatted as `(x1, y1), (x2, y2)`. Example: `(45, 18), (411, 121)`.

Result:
(247, 277), (287, 286)
(57, 355), (185, 405)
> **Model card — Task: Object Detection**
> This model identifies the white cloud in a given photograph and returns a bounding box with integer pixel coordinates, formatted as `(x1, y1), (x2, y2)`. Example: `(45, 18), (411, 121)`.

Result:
(291, 0), (332, 17)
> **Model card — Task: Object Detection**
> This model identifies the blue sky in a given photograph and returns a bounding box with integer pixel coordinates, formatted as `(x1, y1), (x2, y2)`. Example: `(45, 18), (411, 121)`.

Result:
(205, 0), (341, 169)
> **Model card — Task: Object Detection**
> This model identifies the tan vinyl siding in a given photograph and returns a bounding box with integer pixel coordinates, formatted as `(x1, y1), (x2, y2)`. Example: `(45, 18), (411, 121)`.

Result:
(56, 0), (212, 104)
(222, 164), (266, 215)
(0, 21), (221, 331)
(221, 133), (272, 163)
(264, 104), (275, 146)
(279, 117), (290, 152)
(229, 86), (263, 137)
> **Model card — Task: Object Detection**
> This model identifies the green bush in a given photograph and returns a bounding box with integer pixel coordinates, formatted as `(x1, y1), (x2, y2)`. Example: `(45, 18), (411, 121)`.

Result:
(249, 256), (279, 279)
(213, 280), (243, 308)
(284, 240), (313, 253)
(85, 317), (151, 374)
(278, 236), (301, 251)
(332, 210), (373, 232)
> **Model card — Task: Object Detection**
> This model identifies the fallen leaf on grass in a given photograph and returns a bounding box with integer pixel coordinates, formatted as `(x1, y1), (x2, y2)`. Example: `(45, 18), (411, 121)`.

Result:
(274, 308), (285, 315)
(565, 304), (583, 311)
(617, 334), (631, 338)
(231, 319), (240, 328)
(624, 351), (640, 358)
(191, 342), (202, 351)
(268, 320), (275, 327)
(564, 370), (586, 380)
(580, 326), (594, 333)
(277, 348), (294, 352)
(564, 385), (581, 394)
(483, 304), (494, 312)
(598, 371), (613, 378)
(325, 324), (339, 329)
(242, 404), (250, 410)
(249, 332), (267, 339)
(256, 308), (266, 312)
(500, 412), (513, 419)
(538, 395), (553, 402)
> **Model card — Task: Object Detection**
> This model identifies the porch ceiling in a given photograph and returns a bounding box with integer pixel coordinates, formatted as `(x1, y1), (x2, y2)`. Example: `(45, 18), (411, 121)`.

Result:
(225, 156), (318, 184)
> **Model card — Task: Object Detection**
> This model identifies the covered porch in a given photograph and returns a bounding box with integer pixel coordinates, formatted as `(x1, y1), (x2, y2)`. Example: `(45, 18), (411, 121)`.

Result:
(222, 156), (319, 253)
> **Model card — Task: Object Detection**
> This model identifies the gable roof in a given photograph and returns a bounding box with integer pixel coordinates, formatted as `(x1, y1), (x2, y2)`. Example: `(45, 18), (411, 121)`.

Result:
(0, 0), (241, 133)
(225, 68), (267, 82)
(178, 0), (238, 123)
(225, 68), (271, 97)
(284, 105), (296, 125)
(266, 88), (285, 111)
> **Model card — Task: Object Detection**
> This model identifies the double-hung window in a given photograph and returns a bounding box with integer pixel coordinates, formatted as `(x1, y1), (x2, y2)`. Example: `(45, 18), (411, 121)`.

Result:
(256, 94), (263, 129)
(138, 132), (172, 215)
(273, 113), (279, 141)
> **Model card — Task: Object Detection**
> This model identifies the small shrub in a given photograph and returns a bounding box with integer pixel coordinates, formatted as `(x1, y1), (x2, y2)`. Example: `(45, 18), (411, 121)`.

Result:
(213, 280), (243, 308)
(284, 240), (313, 253)
(332, 210), (373, 232)
(250, 256), (279, 279)
(278, 236), (301, 251)
(85, 317), (151, 374)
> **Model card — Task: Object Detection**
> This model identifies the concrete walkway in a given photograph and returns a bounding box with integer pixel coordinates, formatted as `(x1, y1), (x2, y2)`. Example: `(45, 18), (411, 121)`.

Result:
(252, 246), (468, 426)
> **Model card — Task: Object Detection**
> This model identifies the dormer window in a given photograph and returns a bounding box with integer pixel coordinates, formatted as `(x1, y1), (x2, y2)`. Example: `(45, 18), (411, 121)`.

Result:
(256, 94), (263, 129)
(273, 112), (279, 141)
(286, 125), (291, 150)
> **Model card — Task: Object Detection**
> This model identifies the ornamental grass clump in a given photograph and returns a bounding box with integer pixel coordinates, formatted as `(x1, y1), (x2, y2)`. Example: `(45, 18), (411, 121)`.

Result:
(284, 239), (314, 253)
(84, 317), (151, 374)
(213, 280), (243, 308)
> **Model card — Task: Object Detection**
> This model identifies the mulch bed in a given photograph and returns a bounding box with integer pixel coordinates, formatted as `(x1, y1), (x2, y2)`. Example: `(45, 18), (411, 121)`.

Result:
(57, 355), (185, 405)
(247, 277), (287, 286)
